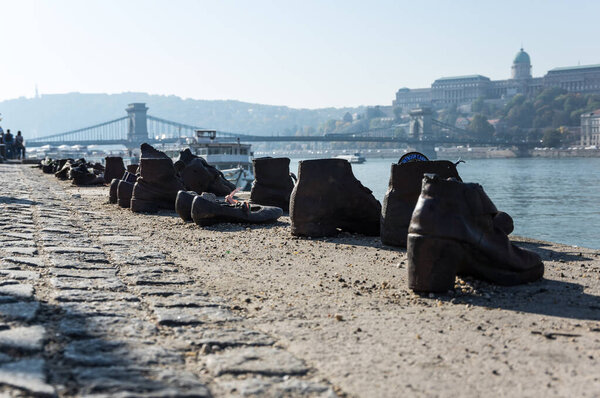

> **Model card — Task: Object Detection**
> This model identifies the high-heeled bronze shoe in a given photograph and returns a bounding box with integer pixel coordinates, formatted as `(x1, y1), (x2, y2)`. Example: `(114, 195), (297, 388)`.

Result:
(407, 174), (543, 292)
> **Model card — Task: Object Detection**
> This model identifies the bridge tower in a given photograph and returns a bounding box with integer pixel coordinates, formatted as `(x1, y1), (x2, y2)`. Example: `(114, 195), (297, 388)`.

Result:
(408, 107), (436, 159)
(126, 103), (149, 144)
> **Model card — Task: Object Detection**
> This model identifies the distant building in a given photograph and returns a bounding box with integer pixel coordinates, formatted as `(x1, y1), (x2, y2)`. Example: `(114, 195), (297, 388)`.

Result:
(394, 48), (600, 111)
(580, 109), (600, 146)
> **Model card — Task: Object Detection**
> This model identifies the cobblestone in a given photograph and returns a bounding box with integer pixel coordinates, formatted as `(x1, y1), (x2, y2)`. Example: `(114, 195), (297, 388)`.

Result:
(216, 377), (336, 397)
(174, 328), (276, 348)
(3, 256), (45, 267)
(0, 269), (40, 280)
(0, 301), (40, 321)
(0, 325), (45, 352)
(59, 316), (157, 339)
(0, 247), (38, 256)
(206, 347), (309, 376)
(0, 283), (34, 299)
(155, 306), (241, 325)
(0, 163), (334, 396)
(50, 276), (125, 290)
(53, 290), (139, 302)
(49, 267), (117, 279)
(0, 358), (55, 396)
(64, 339), (183, 367)
(147, 293), (225, 308)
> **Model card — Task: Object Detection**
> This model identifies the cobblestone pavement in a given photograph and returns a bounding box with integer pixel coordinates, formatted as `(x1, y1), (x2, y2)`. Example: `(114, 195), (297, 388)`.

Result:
(0, 163), (337, 397)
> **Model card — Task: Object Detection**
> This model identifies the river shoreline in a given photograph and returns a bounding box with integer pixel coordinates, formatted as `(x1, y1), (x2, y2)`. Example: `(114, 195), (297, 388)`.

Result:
(255, 147), (600, 160)
(1, 163), (598, 396)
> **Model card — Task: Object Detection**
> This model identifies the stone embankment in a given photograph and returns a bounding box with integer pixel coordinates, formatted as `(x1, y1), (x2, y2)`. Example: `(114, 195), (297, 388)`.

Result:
(1, 163), (600, 397)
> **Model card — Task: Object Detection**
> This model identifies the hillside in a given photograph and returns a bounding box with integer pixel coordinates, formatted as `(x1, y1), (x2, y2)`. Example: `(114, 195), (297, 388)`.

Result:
(0, 92), (364, 139)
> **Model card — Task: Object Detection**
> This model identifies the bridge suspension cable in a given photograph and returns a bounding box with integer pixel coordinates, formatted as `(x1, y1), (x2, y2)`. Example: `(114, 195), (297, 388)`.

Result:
(28, 116), (129, 143)
(146, 115), (245, 139)
(431, 119), (477, 139)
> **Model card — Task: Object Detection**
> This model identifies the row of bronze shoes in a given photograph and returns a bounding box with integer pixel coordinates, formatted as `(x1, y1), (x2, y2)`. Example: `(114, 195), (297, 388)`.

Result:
(39, 157), (116, 185)
(41, 143), (544, 293)
(108, 144), (284, 225)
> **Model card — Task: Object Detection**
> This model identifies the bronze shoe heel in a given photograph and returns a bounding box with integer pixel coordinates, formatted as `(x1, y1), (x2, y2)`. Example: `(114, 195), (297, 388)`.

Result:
(407, 233), (463, 293)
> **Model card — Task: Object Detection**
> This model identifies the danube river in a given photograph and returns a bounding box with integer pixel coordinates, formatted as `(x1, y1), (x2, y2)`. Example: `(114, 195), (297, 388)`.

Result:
(290, 157), (600, 249)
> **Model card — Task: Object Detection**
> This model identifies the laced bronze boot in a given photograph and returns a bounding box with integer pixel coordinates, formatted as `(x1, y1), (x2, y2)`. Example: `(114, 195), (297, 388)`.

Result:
(407, 174), (544, 292)
(191, 194), (282, 226)
(174, 149), (236, 196)
(290, 159), (381, 237)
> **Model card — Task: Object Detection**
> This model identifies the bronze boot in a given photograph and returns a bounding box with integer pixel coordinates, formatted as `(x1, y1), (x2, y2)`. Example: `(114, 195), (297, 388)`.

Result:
(117, 180), (135, 208)
(191, 194), (282, 226)
(290, 159), (381, 237)
(54, 159), (75, 180)
(174, 149), (236, 196)
(104, 156), (126, 184)
(109, 179), (120, 204)
(175, 190), (197, 221)
(109, 171), (137, 204)
(69, 162), (104, 185)
(250, 157), (295, 211)
(381, 160), (460, 247)
(407, 174), (544, 292)
(130, 144), (184, 213)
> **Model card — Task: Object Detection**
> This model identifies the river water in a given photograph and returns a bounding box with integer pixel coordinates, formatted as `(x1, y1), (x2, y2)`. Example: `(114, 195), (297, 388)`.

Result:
(289, 157), (600, 249)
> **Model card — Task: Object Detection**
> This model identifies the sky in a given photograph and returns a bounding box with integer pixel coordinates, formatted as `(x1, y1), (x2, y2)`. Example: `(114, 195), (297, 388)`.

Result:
(1, 0), (599, 109)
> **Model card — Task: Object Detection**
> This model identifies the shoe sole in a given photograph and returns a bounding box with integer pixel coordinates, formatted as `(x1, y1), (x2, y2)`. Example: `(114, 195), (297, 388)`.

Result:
(290, 221), (337, 237)
(117, 198), (131, 208)
(130, 198), (159, 213)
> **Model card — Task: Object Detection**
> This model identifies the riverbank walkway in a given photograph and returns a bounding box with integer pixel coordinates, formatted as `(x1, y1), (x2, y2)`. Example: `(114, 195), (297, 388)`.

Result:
(1, 163), (599, 397)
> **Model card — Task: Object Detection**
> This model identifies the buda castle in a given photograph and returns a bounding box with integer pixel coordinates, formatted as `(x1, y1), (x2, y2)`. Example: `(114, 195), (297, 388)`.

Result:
(393, 49), (600, 111)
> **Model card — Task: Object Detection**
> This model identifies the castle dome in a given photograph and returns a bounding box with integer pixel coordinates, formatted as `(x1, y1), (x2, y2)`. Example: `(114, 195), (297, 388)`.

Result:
(514, 48), (531, 65)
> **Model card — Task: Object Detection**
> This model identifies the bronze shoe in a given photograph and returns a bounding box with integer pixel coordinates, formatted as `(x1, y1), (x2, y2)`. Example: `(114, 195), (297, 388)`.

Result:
(250, 157), (295, 211)
(104, 156), (126, 184)
(191, 194), (282, 226)
(407, 174), (543, 292)
(290, 159), (381, 237)
(130, 144), (184, 213)
(381, 160), (460, 247)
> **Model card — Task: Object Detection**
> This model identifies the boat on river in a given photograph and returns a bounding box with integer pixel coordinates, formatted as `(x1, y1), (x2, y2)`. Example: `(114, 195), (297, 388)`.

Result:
(334, 152), (366, 164)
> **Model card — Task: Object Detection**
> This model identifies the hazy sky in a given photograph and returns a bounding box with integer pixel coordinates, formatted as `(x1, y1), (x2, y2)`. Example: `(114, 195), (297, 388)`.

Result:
(1, 0), (599, 108)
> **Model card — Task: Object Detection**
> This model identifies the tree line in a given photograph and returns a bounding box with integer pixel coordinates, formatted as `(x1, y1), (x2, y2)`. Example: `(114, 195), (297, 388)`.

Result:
(457, 88), (600, 147)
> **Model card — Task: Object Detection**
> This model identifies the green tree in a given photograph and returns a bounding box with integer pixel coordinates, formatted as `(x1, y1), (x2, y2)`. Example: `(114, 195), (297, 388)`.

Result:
(467, 113), (495, 140)
(471, 97), (493, 116)
(504, 97), (535, 128)
(342, 112), (353, 123)
(365, 106), (385, 119)
(438, 103), (459, 126)
(322, 119), (337, 133)
(542, 128), (562, 148)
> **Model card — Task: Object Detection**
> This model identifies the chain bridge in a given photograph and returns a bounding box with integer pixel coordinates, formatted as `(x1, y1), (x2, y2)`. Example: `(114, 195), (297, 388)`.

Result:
(27, 103), (535, 158)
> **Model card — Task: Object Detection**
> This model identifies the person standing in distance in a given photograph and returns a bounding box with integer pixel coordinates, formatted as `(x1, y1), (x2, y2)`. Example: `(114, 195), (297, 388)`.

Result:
(15, 131), (25, 159)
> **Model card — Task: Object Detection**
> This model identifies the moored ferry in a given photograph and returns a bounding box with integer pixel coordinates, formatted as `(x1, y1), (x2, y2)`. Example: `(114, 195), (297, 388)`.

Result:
(334, 152), (366, 164)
